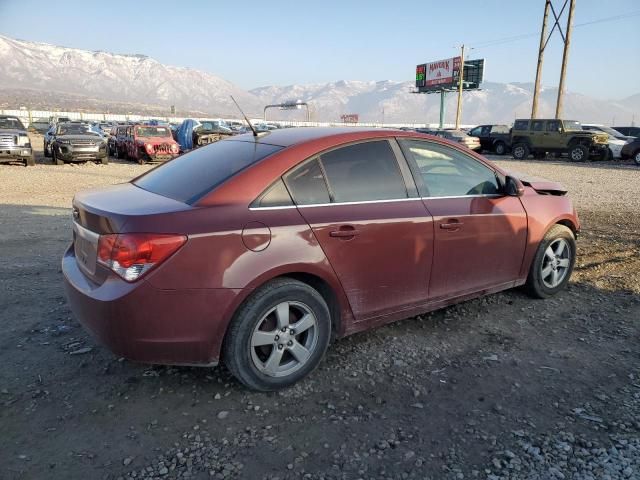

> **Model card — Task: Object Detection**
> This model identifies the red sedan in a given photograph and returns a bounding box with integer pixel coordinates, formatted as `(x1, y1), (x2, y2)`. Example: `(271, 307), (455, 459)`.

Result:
(63, 128), (579, 390)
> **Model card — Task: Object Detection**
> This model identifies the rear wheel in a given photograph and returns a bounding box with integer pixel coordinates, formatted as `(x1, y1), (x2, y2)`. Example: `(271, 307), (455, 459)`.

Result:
(512, 143), (530, 160)
(568, 144), (588, 162)
(634, 151), (640, 165)
(494, 141), (507, 155)
(525, 224), (576, 299)
(223, 278), (332, 391)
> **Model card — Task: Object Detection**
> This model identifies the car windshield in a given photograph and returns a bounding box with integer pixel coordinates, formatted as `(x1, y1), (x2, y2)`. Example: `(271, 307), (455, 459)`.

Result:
(133, 139), (283, 204)
(0, 117), (25, 130)
(563, 120), (582, 131)
(137, 126), (171, 138)
(56, 124), (99, 136)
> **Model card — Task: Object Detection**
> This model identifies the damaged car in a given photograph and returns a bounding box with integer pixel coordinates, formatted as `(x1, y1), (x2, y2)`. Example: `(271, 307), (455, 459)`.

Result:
(124, 124), (180, 164)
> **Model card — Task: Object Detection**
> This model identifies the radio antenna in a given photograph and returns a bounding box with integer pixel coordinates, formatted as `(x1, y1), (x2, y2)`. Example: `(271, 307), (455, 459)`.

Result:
(230, 96), (259, 137)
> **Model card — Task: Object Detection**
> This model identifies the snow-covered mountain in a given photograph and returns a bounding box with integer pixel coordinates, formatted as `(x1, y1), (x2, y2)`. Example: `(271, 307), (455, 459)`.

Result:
(0, 35), (261, 116)
(0, 34), (637, 125)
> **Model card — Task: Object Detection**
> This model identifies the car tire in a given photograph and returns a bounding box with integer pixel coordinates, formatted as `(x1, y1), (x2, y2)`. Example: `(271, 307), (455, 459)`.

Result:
(525, 224), (576, 299)
(223, 278), (332, 391)
(634, 150), (640, 165)
(44, 143), (51, 158)
(568, 144), (588, 162)
(25, 155), (35, 167)
(512, 143), (529, 160)
(52, 148), (63, 165)
(100, 156), (109, 165)
(494, 141), (507, 155)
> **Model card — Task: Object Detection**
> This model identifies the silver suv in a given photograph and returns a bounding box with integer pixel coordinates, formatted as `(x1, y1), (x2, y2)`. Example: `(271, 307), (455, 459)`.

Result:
(0, 115), (34, 166)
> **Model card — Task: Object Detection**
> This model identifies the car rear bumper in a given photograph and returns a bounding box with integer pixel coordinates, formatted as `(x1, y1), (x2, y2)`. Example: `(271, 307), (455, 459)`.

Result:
(0, 146), (32, 161)
(62, 244), (240, 366)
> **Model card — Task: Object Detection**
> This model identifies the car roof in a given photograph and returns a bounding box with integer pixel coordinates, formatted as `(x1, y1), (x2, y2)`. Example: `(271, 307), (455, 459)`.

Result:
(228, 127), (417, 148)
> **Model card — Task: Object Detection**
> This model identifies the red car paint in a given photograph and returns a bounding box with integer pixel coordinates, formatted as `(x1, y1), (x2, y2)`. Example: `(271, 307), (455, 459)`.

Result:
(63, 128), (579, 366)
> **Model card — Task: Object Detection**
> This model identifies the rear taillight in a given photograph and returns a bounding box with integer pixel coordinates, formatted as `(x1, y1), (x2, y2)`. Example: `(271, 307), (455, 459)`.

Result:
(97, 233), (187, 282)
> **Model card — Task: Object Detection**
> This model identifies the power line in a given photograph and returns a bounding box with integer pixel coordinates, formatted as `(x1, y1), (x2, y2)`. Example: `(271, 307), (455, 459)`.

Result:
(469, 10), (640, 51)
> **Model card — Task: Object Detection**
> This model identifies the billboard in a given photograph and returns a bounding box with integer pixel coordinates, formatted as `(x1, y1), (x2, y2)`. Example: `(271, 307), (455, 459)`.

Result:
(416, 58), (484, 92)
(340, 114), (359, 123)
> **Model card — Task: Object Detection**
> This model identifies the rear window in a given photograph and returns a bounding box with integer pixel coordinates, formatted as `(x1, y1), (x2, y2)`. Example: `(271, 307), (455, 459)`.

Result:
(133, 139), (283, 204)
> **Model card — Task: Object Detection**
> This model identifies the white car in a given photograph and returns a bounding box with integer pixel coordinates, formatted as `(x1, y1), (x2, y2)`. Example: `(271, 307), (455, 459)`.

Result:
(582, 124), (631, 159)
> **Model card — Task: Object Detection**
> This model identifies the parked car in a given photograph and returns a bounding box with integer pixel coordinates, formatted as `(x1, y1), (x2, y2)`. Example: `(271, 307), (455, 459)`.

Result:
(123, 124), (180, 164)
(48, 115), (71, 125)
(0, 115), (34, 166)
(108, 125), (130, 158)
(29, 118), (51, 134)
(511, 119), (608, 161)
(417, 128), (481, 151)
(63, 128), (580, 391)
(50, 122), (108, 165)
(613, 126), (640, 138)
(582, 124), (634, 142)
(620, 138), (640, 164)
(581, 125), (629, 159)
(467, 124), (511, 154)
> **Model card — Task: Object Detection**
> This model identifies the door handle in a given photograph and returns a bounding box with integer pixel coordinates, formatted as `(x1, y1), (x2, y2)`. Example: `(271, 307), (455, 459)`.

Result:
(440, 221), (464, 231)
(329, 227), (360, 238)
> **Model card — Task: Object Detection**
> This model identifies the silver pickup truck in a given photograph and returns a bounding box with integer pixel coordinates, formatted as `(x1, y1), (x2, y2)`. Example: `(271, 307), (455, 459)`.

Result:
(0, 115), (35, 166)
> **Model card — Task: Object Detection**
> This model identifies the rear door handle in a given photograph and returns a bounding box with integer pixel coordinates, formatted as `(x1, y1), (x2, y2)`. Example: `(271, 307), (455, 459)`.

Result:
(330, 227), (360, 238)
(440, 221), (464, 231)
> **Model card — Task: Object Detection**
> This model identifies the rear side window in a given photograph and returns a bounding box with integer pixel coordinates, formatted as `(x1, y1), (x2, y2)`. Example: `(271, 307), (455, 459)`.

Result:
(513, 120), (529, 131)
(532, 120), (545, 131)
(134, 140), (283, 204)
(285, 158), (330, 205)
(251, 179), (293, 208)
(319, 140), (407, 203)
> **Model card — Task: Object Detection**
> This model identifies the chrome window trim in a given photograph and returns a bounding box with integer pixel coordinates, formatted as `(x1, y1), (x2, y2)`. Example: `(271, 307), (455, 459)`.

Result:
(248, 193), (503, 210)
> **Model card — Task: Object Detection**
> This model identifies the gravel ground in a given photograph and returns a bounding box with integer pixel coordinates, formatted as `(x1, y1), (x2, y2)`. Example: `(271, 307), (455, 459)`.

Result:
(1, 135), (639, 480)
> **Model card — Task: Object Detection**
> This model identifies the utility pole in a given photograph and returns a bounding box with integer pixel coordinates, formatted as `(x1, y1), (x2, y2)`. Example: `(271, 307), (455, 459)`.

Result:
(531, 0), (551, 118)
(455, 44), (465, 129)
(555, 0), (576, 118)
(439, 91), (446, 129)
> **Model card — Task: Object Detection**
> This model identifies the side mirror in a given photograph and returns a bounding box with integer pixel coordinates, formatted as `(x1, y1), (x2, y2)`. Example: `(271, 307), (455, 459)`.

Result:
(504, 175), (525, 197)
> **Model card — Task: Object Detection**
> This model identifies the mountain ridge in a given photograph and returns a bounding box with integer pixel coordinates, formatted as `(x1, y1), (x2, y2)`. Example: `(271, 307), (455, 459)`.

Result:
(0, 35), (637, 124)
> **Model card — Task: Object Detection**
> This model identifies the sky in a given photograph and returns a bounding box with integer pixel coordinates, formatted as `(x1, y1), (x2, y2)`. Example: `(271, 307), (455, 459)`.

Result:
(1, 0), (639, 99)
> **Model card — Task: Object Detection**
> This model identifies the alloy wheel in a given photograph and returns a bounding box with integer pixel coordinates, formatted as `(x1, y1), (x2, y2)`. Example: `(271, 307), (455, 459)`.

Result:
(541, 238), (571, 288)
(635, 151), (640, 165)
(571, 148), (584, 161)
(250, 301), (318, 378)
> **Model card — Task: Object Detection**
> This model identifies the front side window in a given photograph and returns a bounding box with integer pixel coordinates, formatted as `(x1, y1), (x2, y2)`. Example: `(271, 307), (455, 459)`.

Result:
(399, 140), (500, 197)
(513, 120), (529, 131)
(319, 140), (407, 203)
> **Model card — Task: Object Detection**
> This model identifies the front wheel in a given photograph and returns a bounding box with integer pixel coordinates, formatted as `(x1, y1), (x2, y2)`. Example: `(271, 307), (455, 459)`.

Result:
(525, 224), (576, 299)
(25, 155), (35, 167)
(634, 151), (640, 165)
(568, 144), (588, 162)
(52, 148), (63, 165)
(223, 278), (332, 391)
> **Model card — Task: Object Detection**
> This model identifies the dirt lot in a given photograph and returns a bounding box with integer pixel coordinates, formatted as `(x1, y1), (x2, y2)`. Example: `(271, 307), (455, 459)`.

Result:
(1, 135), (639, 480)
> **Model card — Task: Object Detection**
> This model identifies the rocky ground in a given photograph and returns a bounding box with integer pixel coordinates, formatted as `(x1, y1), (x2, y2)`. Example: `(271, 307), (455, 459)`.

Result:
(1, 135), (639, 479)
